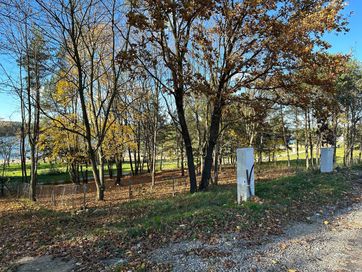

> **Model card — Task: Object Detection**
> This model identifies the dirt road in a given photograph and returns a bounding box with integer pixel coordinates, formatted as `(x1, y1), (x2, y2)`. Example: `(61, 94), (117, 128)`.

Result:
(151, 202), (362, 272)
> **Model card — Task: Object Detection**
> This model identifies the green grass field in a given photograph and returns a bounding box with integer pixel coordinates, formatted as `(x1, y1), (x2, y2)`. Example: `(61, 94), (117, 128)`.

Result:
(268, 146), (343, 161)
(261, 146), (361, 166)
(3, 160), (179, 184)
(2, 146), (359, 185)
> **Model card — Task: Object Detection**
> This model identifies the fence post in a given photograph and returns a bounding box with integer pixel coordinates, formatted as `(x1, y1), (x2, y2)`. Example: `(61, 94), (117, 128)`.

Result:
(128, 180), (132, 200)
(61, 187), (66, 207)
(83, 183), (87, 210)
(51, 187), (56, 207)
(72, 185), (76, 209)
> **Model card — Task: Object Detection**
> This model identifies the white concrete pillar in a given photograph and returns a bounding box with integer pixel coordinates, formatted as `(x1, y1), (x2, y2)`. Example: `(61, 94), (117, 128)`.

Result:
(320, 147), (334, 173)
(237, 148), (255, 204)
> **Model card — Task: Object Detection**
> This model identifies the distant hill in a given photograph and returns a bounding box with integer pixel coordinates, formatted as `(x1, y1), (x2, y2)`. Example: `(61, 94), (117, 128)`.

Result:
(0, 120), (21, 137)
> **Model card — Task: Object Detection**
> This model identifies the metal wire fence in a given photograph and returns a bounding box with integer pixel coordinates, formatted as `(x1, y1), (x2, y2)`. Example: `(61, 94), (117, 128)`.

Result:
(2, 176), (195, 210)
(1, 163), (302, 210)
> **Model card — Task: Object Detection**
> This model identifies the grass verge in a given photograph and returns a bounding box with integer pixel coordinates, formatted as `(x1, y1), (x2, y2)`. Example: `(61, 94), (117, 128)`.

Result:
(0, 166), (360, 271)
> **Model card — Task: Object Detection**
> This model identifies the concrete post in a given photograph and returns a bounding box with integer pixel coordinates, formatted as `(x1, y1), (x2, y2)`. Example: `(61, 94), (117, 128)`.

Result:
(237, 148), (255, 204)
(320, 147), (334, 173)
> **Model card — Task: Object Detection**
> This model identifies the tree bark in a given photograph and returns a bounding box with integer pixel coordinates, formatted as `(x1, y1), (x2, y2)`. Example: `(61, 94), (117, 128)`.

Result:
(199, 97), (222, 191)
(213, 142), (220, 185)
(174, 90), (197, 193)
(115, 157), (123, 185)
(304, 109), (310, 170)
(151, 107), (158, 188)
(307, 109), (314, 167)
(180, 139), (185, 177)
(128, 147), (134, 176)
(95, 149), (105, 201)
(280, 106), (290, 167)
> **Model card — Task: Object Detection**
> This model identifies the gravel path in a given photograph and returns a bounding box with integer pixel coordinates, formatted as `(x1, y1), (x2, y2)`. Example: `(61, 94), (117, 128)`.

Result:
(10, 256), (76, 272)
(150, 202), (362, 272)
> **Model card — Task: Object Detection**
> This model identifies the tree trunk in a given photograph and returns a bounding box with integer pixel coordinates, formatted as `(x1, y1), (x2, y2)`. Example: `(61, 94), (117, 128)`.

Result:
(295, 108), (300, 165)
(350, 115), (357, 165)
(28, 77), (40, 202)
(137, 125), (141, 173)
(18, 60), (27, 183)
(69, 162), (80, 184)
(280, 106), (290, 167)
(304, 110), (310, 170)
(307, 110), (314, 167)
(128, 148), (134, 176)
(151, 113), (157, 188)
(258, 133), (263, 164)
(94, 149), (105, 201)
(20, 109), (27, 183)
(133, 150), (138, 175)
(316, 135), (321, 167)
(115, 157), (123, 185)
(332, 111), (338, 163)
(84, 162), (89, 184)
(199, 98), (222, 191)
(180, 140), (185, 177)
(29, 144), (37, 201)
(107, 161), (113, 179)
(343, 117), (349, 166)
(174, 91), (197, 193)
(213, 142), (220, 185)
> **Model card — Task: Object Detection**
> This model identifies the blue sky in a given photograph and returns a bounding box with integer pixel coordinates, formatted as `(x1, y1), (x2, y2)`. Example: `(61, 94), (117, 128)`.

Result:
(0, 0), (362, 122)
(323, 0), (362, 59)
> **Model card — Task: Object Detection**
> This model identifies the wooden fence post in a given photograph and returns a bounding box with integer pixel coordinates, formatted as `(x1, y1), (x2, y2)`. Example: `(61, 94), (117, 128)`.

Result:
(83, 183), (87, 210)
(128, 180), (132, 200)
(61, 186), (66, 207)
(51, 187), (56, 207)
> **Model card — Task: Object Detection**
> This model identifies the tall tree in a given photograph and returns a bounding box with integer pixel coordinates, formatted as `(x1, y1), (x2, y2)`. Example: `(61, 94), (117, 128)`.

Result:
(22, 28), (50, 200)
(195, 0), (348, 189)
(127, 0), (215, 193)
(34, 0), (132, 200)
(336, 61), (362, 165)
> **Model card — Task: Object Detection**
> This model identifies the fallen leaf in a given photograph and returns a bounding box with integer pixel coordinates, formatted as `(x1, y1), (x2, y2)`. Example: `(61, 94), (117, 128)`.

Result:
(279, 243), (288, 250)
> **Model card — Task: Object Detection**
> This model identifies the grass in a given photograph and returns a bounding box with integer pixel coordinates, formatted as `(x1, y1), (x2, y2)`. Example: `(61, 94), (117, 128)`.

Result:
(1, 164), (359, 271)
(4, 160), (179, 184)
(257, 170), (348, 205)
(115, 188), (234, 237)
(274, 146), (350, 165)
(107, 167), (354, 240)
